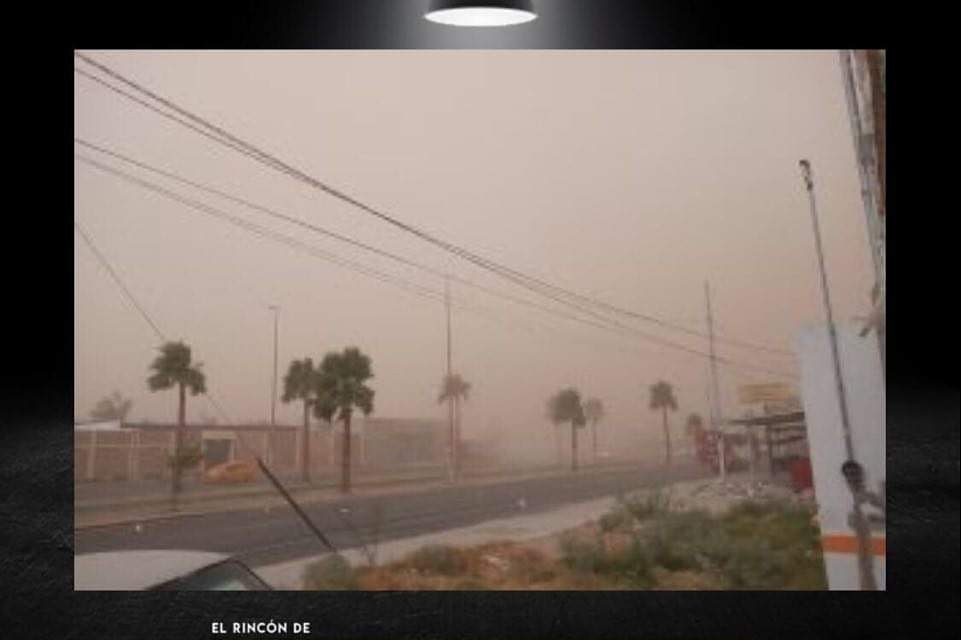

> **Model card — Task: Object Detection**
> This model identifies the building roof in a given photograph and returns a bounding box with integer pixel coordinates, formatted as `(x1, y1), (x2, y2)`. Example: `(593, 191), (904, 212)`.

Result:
(121, 422), (299, 432)
(724, 411), (805, 427)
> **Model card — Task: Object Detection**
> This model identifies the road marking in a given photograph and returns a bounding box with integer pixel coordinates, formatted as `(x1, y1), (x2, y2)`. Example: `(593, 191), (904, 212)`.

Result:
(821, 533), (886, 556)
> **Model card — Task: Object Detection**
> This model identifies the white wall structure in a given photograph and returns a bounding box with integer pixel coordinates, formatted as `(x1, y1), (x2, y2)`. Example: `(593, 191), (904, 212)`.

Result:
(797, 324), (885, 589)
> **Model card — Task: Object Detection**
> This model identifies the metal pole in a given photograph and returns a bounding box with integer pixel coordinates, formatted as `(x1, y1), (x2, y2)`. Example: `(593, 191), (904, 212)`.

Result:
(799, 159), (877, 590)
(445, 276), (455, 483)
(268, 305), (279, 466)
(839, 50), (885, 374)
(705, 281), (726, 481)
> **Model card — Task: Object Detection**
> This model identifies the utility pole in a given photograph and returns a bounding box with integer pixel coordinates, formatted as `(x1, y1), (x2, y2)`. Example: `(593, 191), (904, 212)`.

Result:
(704, 281), (726, 481)
(800, 159), (877, 590)
(839, 51), (885, 375)
(445, 276), (455, 483)
(268, 305), (279, 466)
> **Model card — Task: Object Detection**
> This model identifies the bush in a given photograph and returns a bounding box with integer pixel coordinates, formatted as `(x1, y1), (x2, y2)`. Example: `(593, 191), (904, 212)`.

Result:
(559, 531), (653, 588)
(405, 544), (468, 576)
(599, 508), (634, 532)
(622, 491), (671, 521)
(303, 554), (358, 590)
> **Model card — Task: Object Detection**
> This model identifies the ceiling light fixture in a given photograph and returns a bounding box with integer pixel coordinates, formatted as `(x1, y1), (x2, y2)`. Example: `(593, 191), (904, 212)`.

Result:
(425, 1), (537, 27)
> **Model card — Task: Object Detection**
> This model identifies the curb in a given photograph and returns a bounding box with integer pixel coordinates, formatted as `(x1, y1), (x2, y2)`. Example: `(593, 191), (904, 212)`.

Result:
(76, 510), (208, 531)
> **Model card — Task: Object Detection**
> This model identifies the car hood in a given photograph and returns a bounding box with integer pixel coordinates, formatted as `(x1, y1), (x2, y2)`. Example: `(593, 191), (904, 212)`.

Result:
(75, 549), (230, 590)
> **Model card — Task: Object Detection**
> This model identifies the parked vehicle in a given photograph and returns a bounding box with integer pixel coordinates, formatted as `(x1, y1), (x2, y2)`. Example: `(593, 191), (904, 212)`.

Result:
(75, 550), (271, 590)
(204, 459), (258, 484)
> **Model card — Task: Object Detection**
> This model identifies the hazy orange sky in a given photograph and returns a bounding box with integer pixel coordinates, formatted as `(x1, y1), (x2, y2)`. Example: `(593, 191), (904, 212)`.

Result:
(74, 50), (874, 454)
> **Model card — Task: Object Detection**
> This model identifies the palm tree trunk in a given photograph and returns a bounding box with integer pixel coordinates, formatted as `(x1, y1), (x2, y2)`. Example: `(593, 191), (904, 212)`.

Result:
(571, 421), (578, 472)
(341, 414), (351, 493)
(454, 397), (461, 480)
(172, 381), (185, 509)
(662, 408), (672, 466)
(447, 396), (455, 483)
(554, 426), (562, 467)
(302, 400), (310, 484)
(592, 419), (598, 465)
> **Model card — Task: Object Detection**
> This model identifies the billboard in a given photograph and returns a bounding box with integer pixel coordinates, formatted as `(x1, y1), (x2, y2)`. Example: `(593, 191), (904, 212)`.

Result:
(737, 382), (796, 405)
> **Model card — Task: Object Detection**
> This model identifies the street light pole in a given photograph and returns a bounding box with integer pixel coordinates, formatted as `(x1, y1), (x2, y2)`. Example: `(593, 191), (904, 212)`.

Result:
(799, 159), (877, 590)
(268, 305), (279, 465)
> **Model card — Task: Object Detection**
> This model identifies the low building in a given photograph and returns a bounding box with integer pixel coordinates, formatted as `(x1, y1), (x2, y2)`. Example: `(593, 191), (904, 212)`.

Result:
(74, 420), (355, 482)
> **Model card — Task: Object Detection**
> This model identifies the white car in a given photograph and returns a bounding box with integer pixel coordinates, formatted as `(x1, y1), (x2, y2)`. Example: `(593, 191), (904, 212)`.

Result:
(75, 550), (272, 590)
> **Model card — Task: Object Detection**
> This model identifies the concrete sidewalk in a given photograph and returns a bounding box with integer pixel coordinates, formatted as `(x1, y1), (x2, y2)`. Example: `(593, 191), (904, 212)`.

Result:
(75, 461), (650, 529)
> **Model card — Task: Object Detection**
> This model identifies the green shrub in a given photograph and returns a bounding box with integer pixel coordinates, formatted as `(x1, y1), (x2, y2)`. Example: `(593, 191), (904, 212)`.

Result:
(599, 508), (634, 532)
(623, 490), (671, 521)
(303, 554), (358, 590)
(405, 544), (468, 576)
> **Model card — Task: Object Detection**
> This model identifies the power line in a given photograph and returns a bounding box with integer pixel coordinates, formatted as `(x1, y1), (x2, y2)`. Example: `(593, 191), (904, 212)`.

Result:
(75, 138), (794, 372)
(76, 152), (797, 381)
(75, 220), (166, 342)
(74, 53), (794, 358)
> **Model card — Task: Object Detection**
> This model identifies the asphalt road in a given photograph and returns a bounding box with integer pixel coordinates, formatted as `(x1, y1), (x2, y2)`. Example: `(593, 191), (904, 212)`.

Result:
(75, 463), (709, 568)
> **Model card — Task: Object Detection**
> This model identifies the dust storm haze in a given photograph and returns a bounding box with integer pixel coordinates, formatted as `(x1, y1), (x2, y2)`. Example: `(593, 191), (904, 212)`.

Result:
(74, 50), (873, 465)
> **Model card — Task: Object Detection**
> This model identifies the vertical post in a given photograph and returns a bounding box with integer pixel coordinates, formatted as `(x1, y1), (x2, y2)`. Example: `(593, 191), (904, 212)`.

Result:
(268, 305), (279, 465)
(800, 159), (877, 591)
(88, 430), (98, 481)
(445, 275), (455, 483)
(705, 281), (726, 481)
(839, 50), (885, 374)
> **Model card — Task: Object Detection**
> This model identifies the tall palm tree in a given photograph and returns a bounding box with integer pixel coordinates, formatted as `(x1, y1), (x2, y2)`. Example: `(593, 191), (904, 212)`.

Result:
(147, 341), (206, 507)
(312, 347), (375, 493)
(89, 391), (133, 422)
(648, 380), (678, 466)
(583, 397), (605, 464)
(548, 387), (586, 472)
(438, 373), (471, 481)
(282, 358), (317, 484)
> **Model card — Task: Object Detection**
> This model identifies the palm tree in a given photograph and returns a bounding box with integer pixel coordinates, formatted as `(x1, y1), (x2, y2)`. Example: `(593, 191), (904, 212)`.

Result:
(282, 358), (317, 484)
(312, 347), (375, 493)
(648, 380), (678, 466)
(90, 391), (133, 422)
(438, 373), (471, 481)
(548, 387), (586, 472)
(583, 397), (605, 464)
(147, 341), (206, 507)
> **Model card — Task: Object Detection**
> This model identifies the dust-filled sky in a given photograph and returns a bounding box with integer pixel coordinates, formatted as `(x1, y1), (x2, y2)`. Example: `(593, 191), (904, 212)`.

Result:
(74, 50), (874, 457)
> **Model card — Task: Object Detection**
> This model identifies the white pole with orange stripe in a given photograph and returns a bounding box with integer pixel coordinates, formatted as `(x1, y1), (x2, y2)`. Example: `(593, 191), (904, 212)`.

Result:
(797, 324), (885, 590)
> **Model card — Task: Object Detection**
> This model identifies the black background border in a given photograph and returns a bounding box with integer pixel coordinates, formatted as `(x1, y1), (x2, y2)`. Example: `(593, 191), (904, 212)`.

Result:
(2, 2), (957, 639)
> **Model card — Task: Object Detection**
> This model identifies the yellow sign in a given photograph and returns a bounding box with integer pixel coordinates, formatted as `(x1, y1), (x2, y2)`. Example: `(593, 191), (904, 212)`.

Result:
(738, 382), (795, 404)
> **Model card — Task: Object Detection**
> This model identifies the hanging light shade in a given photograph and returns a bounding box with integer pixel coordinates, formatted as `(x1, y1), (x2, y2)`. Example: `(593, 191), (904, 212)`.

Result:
(425, 1), (537, 27)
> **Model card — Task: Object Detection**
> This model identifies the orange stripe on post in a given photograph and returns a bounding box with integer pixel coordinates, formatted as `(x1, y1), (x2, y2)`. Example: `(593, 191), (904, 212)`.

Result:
(821, 534), (886, 556)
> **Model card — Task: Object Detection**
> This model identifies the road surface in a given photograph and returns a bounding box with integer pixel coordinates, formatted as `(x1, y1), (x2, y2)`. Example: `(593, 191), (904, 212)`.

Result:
(75, 464), (709, 568)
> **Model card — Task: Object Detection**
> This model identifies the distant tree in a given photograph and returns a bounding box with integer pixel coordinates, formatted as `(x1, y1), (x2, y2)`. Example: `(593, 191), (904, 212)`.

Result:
(89, 391), (133, 422)
(283, 358), (318, 484)
(147, 341), (206, 508)
(583, 397), (605, 464)
(648, 381), (678, 466)
(312, 347), (375, 493)
(438, 373), (471, 481)
(548, 388), (586, 472)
